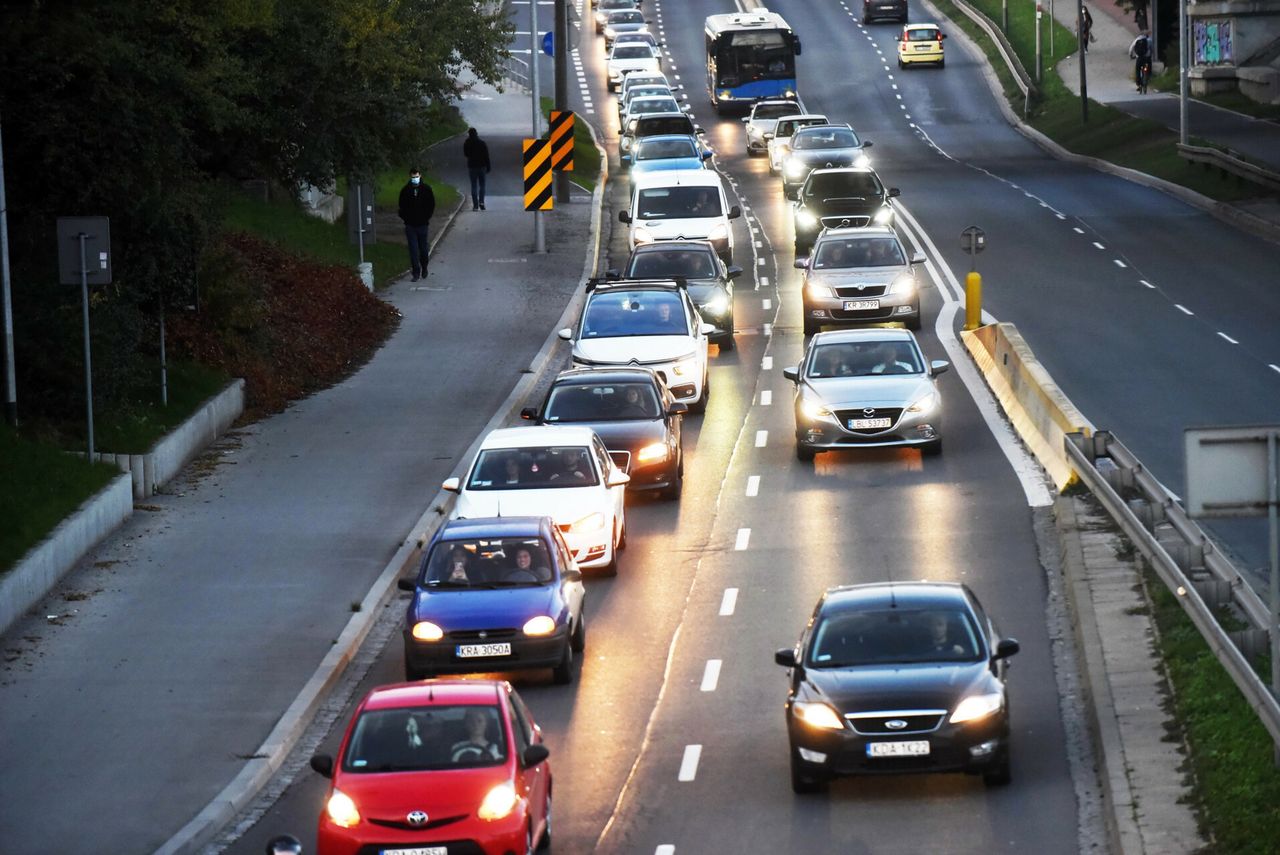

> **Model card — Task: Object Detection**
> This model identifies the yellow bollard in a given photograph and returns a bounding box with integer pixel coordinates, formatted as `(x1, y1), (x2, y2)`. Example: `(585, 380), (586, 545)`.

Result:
(964, 271), (983, 330)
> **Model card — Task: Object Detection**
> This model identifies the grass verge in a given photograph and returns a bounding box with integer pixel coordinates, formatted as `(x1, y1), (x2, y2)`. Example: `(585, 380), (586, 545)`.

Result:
(95, 360), (231, 453)
(0, 423), (120, 574)
(541, 97), (602, 192)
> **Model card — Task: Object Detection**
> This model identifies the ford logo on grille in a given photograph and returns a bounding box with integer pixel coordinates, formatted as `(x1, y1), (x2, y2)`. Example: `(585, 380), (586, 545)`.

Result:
(885, 719), (909, 730)
(407, 810), (429, 826)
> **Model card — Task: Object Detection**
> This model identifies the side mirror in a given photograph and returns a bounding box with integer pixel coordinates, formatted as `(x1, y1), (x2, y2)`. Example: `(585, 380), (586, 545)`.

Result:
(728, 205), (742, 220)
(941, 32), (947, 39)
(520, 407), (537, 421)
(558, 328), (574, 341)
(794, 38), (802, 55)
(774, 648), (798, 667)
(784, 187), (799, 201)
(397, 577), (417, 592)
(607, 471), (632, 488)
(695, 126), (706, 135)
(726, 265), (743, 279)
(793, 257), (808, 269)
(620, 154), (631, 164)
(741, 116), (751, 123)
(605, 268), (621, 279)
(911, 252), (926, 265)
(701, 150), (714, 160)
(782, 366), (799, 382)
(762, 132), (774, 140)
(888, 187), (900, 198)
(310, 754), (334, 778)
(994, 638), (1020, 660)
(522, 744), (550, 767)
(442, 477), (461, 493)
(562, 568), (583, 583)
(862, 140), (874, 148)
(667, 401), (689, 415)
(930, 359), (951, 376)
(619, 210), (632, 224)
(699, 321), (716, 335)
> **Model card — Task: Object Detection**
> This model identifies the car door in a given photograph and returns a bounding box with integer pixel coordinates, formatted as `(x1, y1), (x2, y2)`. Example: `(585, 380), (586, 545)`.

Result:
(592, 435), (625, 529)
(552, 529), (585, 619)
(685, 291), (710, 377)
(506, 687), (549, 838)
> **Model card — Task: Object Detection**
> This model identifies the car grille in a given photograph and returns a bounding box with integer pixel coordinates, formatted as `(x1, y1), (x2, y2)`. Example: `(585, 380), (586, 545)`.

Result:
(832, 284), (888, 298)
(447, 628), (518, 641)
(833, 408), (903, 433)
(609, 450), (632, 473)
(830, 307), (896, 322)
(368, 813), (468, 832)
(821, 215), (870, 229)
(846, 710), (947, 735)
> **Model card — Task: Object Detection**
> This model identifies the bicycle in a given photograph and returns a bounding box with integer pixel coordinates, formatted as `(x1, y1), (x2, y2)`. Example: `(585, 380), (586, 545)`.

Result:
(1136, 57), (1152, 94)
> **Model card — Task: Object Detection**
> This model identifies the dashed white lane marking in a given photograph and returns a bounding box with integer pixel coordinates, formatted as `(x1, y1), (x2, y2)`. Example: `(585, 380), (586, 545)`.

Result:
(760, 276), (770, 290)
(1056, 213), (1066, 220)
(1113, 259), (1127, 268)
(760, 390), (772, 405)
(701, 660), (722, 692)
(746, 475), (760, 497)
(1271, 364), (1280, 374)
(656, 847), (676, 855)
(678, 745), (702, 781)
(763, 322), (772, 336)
(1092, 241), (1105, 249)
(754, 240), (763, 248)
(1175, 304), (1194, 315)
(757, 257), (765, 266)
(734, 528), (751, 550)
(720, 587), (739, 615)
(1073, 227), (1085, 234)
(755, 430), (768, 447)
(762, 356), (773, 370)
(1218, 332), (1239, 344)
(1140, 279), (1155, 288)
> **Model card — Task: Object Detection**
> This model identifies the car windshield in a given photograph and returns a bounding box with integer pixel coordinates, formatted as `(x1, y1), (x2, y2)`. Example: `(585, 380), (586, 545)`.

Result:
(582, 290), (690, 337)
(343, 705), (508, 772)
(420, 536), (554, 587)
(813, 237), (905, 268)
(805, 171), (882, 199)
(636, 116), (694, 136)
(466, 445), (599, 490)
(636, 186), (722, 219)
(808, 608), (983, 667)
(545, 381), (662, 422)
(627, 249), (717, 278)
(599, 0), (633, 9)
(754, 102), (801, 120)
(908, 28), (941, 41)
(610, 10), (643, 23)
(613, 45), (652, 59)
(635, 138), (698, 161)
(792, 127), (860, 149)
(624, 76), (665, 92)
(806, 340), (924, 377)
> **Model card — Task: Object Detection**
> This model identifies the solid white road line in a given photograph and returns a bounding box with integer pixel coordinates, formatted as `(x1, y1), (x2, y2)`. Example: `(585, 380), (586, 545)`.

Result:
(734, 528), (751, 550)
(720, 588), (738, 615)
(755, 430), (768, 447)
(1218, 332), (1239, 344)
(760, 390), (772, 405)
(1140, 279), (1155, 288)
(746, 475), (760, 497)
(701, 659), (722, 692)
(678, 745), (702, 781)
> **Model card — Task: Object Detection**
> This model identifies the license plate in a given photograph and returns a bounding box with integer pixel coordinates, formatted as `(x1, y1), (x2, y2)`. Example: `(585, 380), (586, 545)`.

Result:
(382, 848), (447, 855)
(849, 417), (892, 429)
(916, 44), (933, 50)
(867, 740), (930, 757)
(843, 299), (880, 311)
(456, 643), (512, 658)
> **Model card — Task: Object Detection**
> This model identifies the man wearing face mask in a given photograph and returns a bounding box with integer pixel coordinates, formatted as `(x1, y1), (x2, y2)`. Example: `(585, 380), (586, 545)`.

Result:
(398, 167), (436, 281)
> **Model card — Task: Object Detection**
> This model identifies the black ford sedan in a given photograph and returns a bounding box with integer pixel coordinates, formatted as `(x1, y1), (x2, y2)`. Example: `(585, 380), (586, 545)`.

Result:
(523, 366), (685, 499)
(775, 582), (1019, 792)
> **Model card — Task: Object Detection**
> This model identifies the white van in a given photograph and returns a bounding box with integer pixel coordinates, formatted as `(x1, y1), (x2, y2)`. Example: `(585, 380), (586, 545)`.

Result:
(619, 169), (741, 263)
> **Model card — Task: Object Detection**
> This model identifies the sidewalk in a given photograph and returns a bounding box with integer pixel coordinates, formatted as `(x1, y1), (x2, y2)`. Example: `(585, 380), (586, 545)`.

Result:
(0, 79), (599, 855)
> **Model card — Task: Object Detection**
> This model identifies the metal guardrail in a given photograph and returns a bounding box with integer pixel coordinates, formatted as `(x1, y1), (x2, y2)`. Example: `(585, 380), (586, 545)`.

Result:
(502, 54), (531, 92)
(1177, 143), (1280, 194)
(1066, 430), (1280, 746)
(945, 0), (1037, 118)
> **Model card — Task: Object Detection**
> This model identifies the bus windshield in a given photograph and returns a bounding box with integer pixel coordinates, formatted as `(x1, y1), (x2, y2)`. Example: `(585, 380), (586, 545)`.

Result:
(713, 30), (795, 86)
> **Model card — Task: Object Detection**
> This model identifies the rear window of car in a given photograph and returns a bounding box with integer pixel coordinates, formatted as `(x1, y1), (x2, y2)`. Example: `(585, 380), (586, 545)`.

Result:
(908, 28), (941, 41)
(421, 537), (554, 586)
(610, 10), (643, 23)
(344, 705), (508, 772)
(635, 137), (698, 160)
(545, 382), (661, 422)
(754, 102), (801, 120)
(582, 290), (690, 337)
(792, 127), (860, 149)
(467, 446), (599, 489)
(808, 608), (983, 667)
(627, 249), (717, 278)
(804, 171), (882, 198)
(631, 98), (678, 114)
(637, 116), (695, 136)
(636, 185), (723, 219)
(775, 117), (826, 137)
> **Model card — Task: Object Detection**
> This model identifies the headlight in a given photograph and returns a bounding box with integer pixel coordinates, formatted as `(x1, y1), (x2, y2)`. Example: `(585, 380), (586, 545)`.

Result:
(800, 398), (832, 420)
(795, 210), (818, 230)
(873, 206), (894, 225)
(636, 442), (668, 463)
(950, 692), (1004, 723)
(633, 226), (654, 244)
(887, 273), (916, 296)
(805, 280), (831, 299)
(325, 789), (361, 828)
(670, 356), (698, 376)
(569, 512), (605, 533)
(793, 700), (844, 730)
(477, 782), (519, 821)
(855, 152), (871, 168)
(523, 615), (557, 636)
(411, 621), (444, 641)
(621, 136), (633, 151)
(785, 159), (808, 178)
(704, 292), (729, 315)
(906, 389), (939, 414)
(707, 223), (729, 242)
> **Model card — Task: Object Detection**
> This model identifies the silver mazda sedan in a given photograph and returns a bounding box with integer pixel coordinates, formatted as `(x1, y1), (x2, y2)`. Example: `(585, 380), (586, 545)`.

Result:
(782, 329), (947, 461)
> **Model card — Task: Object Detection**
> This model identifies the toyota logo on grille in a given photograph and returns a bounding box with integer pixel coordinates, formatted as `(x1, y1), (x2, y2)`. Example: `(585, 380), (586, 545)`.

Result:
(863, 407), (877, 417)
(406, 810), (429, 826)
(885, 719), (909, 730)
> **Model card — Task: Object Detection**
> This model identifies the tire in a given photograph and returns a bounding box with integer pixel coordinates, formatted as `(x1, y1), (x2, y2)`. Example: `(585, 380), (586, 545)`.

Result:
(570, 612), (586, 653)
(862, 14), (871, 24)
(551, 641), (575, 685)
(718, 334), (735, 351)
(692, 373), (710, 413)
(982, 753), (1012, 787)
(796, 442), (816, 462)
(898, 58), (906, 69)
(790, 749), (828, 794)
(906, 313), (922, 331)
(921, 439), (943, 457)
(803, 315), (820, 336)
(600, 551), (618, 577)
(616, 514), (627, 550)
(659, 466), (683, 501)
(938, 58), (945, 68)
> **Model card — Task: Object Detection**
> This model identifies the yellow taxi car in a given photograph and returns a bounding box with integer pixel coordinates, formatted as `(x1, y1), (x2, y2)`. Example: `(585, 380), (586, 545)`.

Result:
(897, 24), (946, 68)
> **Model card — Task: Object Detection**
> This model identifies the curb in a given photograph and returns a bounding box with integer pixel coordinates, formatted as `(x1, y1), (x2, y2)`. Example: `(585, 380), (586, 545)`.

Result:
(154, 111), (611, 855)
(923, 0), (1280, 246)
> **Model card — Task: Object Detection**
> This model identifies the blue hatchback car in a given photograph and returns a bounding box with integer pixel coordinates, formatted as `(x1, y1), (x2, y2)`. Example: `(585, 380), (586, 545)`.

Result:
(399, 517), (587, 684)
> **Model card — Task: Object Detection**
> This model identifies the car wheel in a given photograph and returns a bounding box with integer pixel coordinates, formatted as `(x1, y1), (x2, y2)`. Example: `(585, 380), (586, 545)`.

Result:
(692, 373), (710, 413)
(921, 439), (943, 457)
(899, 57), (906, 68)
(790, 749), (829, 794)
(803, 315), (820, 336)
(538, 792), (553, 852)
(796, 442), (817, 462)
(906, 314), (922, 331)
(939, 58), (946, 68)
(570, 612), (586, 653)
(600, 551), (618, 577)
(551, 641), (575, 685)
(718, 334), (735, 351)
(982, 752), (1012, 786)
(616, 514), (627, 550)
(862, 14), (871, 24)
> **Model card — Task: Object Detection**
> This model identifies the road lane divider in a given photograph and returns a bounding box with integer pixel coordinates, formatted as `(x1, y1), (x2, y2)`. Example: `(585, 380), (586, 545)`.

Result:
(760, 390), (772, 405)
(720, 588), (738, 616)
(677, 745), (702, 781)
(734, 528), (751, 550)
(746, 475), (760, 497)
(755, 430), (768, 447)
(701, 660), (722, 692)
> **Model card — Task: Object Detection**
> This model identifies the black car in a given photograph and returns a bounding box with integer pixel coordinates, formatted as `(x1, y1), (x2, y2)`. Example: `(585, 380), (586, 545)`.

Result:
(775, 582), (1019, 793)
(862, 0), (907, 23)
(781, 124), (874, 200)
(792, 167), (899, 255)
(609, 240), (741, 348)
(522, 367), (686, 499)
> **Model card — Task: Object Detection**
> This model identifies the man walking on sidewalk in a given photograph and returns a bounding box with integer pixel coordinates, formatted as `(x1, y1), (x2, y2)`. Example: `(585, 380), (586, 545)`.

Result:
(398, 168), (435, 281)
(463, 128), (491, 211)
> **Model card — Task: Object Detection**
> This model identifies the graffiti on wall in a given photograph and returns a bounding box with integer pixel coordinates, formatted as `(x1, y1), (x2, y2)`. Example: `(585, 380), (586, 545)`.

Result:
(1194, 19), (1233, 65)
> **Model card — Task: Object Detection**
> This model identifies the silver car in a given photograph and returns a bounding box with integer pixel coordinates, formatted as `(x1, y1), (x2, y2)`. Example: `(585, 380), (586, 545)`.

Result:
(795, 226), (924, 335)
(782, 329), (948, 461)
(740, 98), (803, 155)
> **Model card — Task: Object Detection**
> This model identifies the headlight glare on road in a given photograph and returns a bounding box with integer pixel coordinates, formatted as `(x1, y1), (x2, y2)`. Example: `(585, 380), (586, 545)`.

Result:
(522, 615), (557, 636)
(794, 700), (844, 730)
(325, 789), (361, 828)
(800, 399), (832, 420)
(411, 621), (444, 641)
(637, 442), (669, 463)
(873, 206), (894, 225)
(950, 691), (1004, 723)
(569, 512), (606, 533)
(477, 782), (519, 821)
(795, 210), (818, 230)
(906, 389), (939, 414)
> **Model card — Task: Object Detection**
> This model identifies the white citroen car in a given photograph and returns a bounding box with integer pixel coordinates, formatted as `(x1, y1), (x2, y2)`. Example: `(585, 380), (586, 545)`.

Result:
(559, 279), (714, 412)
(444, 425), (630, 575)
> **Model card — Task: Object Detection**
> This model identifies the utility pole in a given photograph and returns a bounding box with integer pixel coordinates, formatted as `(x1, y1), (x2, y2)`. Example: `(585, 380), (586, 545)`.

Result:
(1178, 0), (1189, 145)
(1078, 0), (1089, 122)
(554, 0), (571, 203)
(0, 115), (16, 427)
(531, 0), (546, 252)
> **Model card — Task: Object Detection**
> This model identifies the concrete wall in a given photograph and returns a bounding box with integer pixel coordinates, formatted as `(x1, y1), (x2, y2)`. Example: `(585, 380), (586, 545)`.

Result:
(0, 473), (133, 636)
(961, 323), (1094, 490)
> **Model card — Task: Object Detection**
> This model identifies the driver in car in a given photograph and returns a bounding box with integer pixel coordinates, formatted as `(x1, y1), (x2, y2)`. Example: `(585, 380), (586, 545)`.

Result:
(451, 708), (502, 762)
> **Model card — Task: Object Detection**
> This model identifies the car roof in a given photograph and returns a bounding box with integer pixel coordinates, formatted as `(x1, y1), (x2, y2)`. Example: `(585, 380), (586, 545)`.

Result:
(590, 277), (686, 293)
(807, 166), (877, 178)
(820, 581), (970, 613)
(816, 224), (898, 239)
(635, 133), (698, 144)
(553, 366), (663, 385)
(363, 679), (505, 710)
(776, 113), (828, 122)
(631, 168), (724, 189)
(811, 328), (917, 345)
(479, 424), (601, 449)
(630, 239), (716, 254)
(438, 515), (552, 540)
(904, 23), (941, 30)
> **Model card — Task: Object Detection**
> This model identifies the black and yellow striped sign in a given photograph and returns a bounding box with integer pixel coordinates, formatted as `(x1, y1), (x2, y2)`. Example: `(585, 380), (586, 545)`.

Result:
(523, 139), (553, 211)
(549, 110), (575, 172)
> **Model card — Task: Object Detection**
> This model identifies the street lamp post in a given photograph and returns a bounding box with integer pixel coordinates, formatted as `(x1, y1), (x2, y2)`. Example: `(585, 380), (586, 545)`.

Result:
(531, 0), (546, 252)
(0, 115), (16, 427)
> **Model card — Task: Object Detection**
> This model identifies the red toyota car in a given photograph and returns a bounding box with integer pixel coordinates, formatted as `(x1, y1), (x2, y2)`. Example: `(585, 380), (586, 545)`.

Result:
(311, 680), (552, 855)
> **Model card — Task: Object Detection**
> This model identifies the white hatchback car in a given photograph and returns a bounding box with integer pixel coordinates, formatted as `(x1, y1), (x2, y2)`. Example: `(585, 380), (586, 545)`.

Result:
(444, 426), (630, 575)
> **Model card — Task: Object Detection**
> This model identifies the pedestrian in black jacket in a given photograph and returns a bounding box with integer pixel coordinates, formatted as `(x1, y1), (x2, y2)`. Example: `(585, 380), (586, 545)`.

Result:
(463, 128), (491, 211)
(398, 168), (436, 281)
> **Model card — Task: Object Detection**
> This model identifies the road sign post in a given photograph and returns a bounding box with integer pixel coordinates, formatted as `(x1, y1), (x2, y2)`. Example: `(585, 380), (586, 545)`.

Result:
(0, 115), (16, 426)
(549, 111), (575, 174)
(960, 226), (985, 331)
(57, 216), (112, 460)
(554, 0), (572, 203)
(524, 138), (554, 252)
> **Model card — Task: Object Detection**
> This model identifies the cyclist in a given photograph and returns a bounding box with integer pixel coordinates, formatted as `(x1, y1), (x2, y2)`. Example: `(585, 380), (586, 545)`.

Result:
(1129, 30), (1153, 93)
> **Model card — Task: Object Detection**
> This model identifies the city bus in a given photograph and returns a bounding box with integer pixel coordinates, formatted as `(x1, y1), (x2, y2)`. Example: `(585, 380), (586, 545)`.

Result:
(704, 9), (802, 113)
